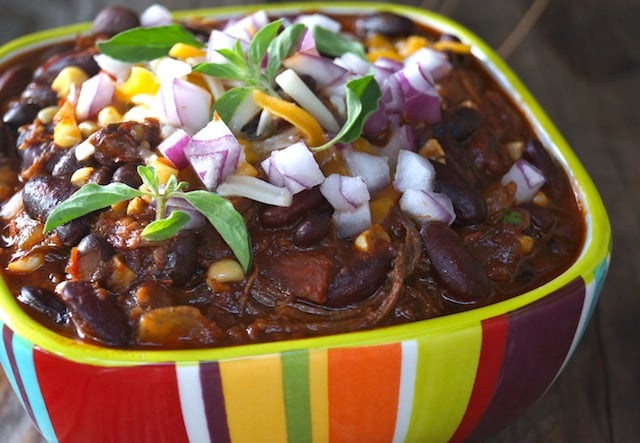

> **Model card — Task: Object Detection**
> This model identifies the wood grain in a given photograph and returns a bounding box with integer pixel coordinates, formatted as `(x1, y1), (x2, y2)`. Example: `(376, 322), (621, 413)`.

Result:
(1, 1), (637, 441)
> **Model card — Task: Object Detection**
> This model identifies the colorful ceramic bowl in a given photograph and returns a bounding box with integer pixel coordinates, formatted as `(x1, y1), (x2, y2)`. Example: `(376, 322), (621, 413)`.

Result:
(0, 3), (611, 442)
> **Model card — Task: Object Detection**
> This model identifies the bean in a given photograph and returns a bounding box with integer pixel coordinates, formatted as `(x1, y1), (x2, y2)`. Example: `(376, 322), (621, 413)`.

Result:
(523, 139), (568, 200)
(74, 234), (115, 285)
(112, 163), (143, 188)
(17, 286), (69, 326)
(33, 48), (99, 84)
(60, 281), (129, 346)
(326, 247), (393, 308)
(261, 187), (325, 228)
(522, 202), (556, 232)
(355, 13), (414, 37)
(445, 106), (481, 142)
(21, 82), (58, 108)
(293, 212), (331, 247)
(0, 64), (31, 102)
(52, 146), (81, 177)
(157, 230), (197, 286)
(420, 221), (490, 303)
(433, 160), (487, 225)
(3, 101), (40, 128)
(91, 6), (140, 37)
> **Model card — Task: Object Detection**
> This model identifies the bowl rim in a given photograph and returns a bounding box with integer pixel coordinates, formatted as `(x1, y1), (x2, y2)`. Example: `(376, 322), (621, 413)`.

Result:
(0, 1), (611, 366)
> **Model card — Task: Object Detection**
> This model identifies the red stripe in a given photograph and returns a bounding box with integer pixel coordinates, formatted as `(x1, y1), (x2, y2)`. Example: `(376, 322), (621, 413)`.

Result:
(449, 314), (508, 443)
(34, 350), (189, 443)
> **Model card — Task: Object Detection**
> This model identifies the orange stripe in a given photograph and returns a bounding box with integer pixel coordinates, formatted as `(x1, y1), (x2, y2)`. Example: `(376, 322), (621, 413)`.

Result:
(328, 343), (401, 442)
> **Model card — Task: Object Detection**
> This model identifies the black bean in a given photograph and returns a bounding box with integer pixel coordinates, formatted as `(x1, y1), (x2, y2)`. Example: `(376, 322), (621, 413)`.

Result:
(60, 281), (129, 346)
(20, 82), (57, 108)
(446, 106), (481, 142)
(261, 187), (325, 228)
(326, 248), (393, 308)
(91, 6), (140, 37)
(3, 101), (40, 128)
(420, 221), (491, 303)
(33, 48), (100, 84)
(0, 64), (32, 102)
(52, 147), (81, 177)
(75, 234), (115, 285)
(293, 212), (331, 247)
(17, 286), (69, 326)
(159, 230), (197, 286)
(433, 160), (487, 225)
(112, 163), (143, 188)
(522, 202), (556, 233)
(355, 13), (414, 37)
(523, 139), (568, 200)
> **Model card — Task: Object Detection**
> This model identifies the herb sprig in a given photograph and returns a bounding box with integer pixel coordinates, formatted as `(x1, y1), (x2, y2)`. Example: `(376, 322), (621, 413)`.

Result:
(44, 166), (252, 271)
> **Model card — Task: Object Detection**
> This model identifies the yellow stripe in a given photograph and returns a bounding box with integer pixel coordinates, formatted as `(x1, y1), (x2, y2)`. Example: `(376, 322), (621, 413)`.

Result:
(406, 324), (482, 442)
(308, 348), (329, 443)
(219, 356), (288, 443)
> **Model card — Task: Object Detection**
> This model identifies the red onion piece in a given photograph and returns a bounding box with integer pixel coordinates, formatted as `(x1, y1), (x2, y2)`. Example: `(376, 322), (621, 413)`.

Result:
(158, 78), (211, 135)
(333, 203), (372, 238)
(294, 14), (342, 33)
(217, 175), (293, 207)
(320, 173), (370, 212)
(405, 47), (452, 81)
(166, 197), (205, 231)
(260, 141), (325, 194)
(94, 54), (131, 83)
(223, 10), (269, 41)
(158, 128), (191, 169)
(207, 30), (246, 63)
(282, 53), (348, 89)
(399, 189), (456, 225)
(501, 159), (546, 204)
(343, 148), (390, 193)
(75, 72), (116, 121)
(140, 4), (173, 27)
(184, 116), (243, 191)
(334, 52), (372, 76)
(394, 62), (441, 124)
(297, 29), (319, 55)
(394, 149), (436, 193)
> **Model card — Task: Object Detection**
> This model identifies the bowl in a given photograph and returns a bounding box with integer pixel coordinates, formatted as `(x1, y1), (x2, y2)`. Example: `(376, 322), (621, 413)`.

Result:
(0, 2), (611, 442)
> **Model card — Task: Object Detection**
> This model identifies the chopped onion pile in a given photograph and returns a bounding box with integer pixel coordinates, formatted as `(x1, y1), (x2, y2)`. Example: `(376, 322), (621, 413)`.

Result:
(501, 159), (546, 204)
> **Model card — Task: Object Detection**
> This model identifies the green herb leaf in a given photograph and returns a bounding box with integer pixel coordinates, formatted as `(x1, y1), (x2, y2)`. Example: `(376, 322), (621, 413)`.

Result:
(193, 61), (247, 82)
(182, 190), (252, 272)
(265, 23), (306, 82)
(217, 42), (251, 71)
(213, 87), (255, 124)
(313, 75), (381, 151)
(248, 19), (283, 67)
(97, 25), (203, 63)
(141, 210), (191, 242)
(44, 183), (143, 233)
(503, 209), (524, 225)
(311, 26), (367, 59)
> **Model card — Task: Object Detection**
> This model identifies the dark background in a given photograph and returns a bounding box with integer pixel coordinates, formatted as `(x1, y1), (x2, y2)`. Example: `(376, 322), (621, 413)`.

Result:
(0, 1), (638, 442)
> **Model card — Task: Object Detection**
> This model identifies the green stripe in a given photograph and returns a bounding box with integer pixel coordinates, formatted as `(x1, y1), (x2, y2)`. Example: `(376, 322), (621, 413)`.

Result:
(282, 350), (312, 443)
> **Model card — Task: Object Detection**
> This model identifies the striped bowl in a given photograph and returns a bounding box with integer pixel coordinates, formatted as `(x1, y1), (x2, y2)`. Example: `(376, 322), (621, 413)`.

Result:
(0, 3), (611, 443)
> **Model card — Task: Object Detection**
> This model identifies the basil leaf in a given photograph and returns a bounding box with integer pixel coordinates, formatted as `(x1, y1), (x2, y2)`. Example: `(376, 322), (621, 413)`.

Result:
(248, 19), (283, 67)
(193, 62), (247, 82)
(97, 25), (202, 63)
(137, 165), (159, 193)
(265, 23), (306, 82)
(141, 210), (191, 242)
(44, 183), (143, 233)
(217, 42), (251, 70)
(213, 87), (255, 124)
(182, 190), (252, 271)
(311, 26), (367, 59)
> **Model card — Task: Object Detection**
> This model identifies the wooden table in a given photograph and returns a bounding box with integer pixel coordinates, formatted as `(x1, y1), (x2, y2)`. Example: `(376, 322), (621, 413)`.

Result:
(0, 1), (637, 441)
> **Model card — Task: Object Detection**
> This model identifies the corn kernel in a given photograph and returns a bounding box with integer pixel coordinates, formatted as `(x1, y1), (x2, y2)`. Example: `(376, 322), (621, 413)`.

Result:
(370, 185), (402, 225)
(7, 253), (44, 273)
(70, 166), (95, 186)
(37, 106), (60, 124)
(506, 141), (525, 161)
(207, 258), (245, 286)
(51, 66), (89, 99)
(398, 35), (429, 57)
(54, 101), (77, 122)
(54, 117), (82, 148)
(97, 106), (123, 127)
(78, 120), (99, 138)
(366, 34), (394, 50)
(367, 48), (403, 63)
(419, 138), (446, 161)
(107, 256), (137, 291)
(116, 66), (160, 102)
(354, 224), (391, 252)
(148, 158), (179, 184)
(518, 235), (535, 255)
(533, 191), (549, 207)
(75, 139), (96, 161)
(235, 161), (259, 177)
(169, 42), (207, 59)
(126, 196), (149, 216)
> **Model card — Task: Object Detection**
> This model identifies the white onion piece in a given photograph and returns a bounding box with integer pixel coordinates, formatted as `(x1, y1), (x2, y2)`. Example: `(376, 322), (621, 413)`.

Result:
(75, 72), (115, 121)
(275, 69), (340, 132)
(152, 57), (192, 81)
(94, 54), (131, 83)
(501, 159), (546, 204)
(333, 203), (372, 238)
(158, 78), (211, 135)
(223, 10), (269, 41)
(166, 197), (205, 231)
(394, 149), (436, 193)
(157, 128), (191, 169)
(260, 141), (325, 194)
(399, 189), (456, 225)
(334, 52), (372, 76)
(282, 53), (348, 89)
(294, 14), (342, 33)
(343, 148), (390, 193)
(393, 62), (441, 124)
(140, 4), (173, 27)
(404, 47), (452, 81)
(320, 174), (370, 212)
(217, 175), (293, 207)
(184, 117), (243, 190)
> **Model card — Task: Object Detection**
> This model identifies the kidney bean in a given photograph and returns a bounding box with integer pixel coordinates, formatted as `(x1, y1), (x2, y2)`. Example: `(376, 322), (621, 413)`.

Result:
(523, 139), (568, 200)
(433, 160), (487, 225)
(60, 281), (129, 346)
(355, 13), (414, 37)
(261, 187), (325, 228)
(17, 286), (69, 326)
(33, 48), (99, 84)
(326, 247), (393, 308)
(522, 202), (556, 232)
(156, 231), (198, 286)
(91, 6), (140, 37)
(420, 221), (491, 303)
(74, 234), (115, 285)
(293, 212), (331, 247)
(0, 64), (32, 102)
(112, 163), (143, 188)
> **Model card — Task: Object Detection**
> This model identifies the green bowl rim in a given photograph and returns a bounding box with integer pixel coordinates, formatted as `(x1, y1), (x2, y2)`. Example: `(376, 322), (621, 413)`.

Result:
(0, 2), (611, 366)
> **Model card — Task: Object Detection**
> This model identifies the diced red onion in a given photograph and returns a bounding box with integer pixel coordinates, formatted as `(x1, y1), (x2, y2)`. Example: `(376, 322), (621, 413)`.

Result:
(166, 197), (205, 231)
(282, 53), (348, 89)
(207, 30), (246, 63)
(393, 62), (441, 124)
(372, 57), (403, 87)
(140, 4), (173, 27)
(320, 173), (370, 212)
(399, 189), (456, 225)
(184, 116), (243, 190)
(405, 47), (452, 81)
(394, 149), (436, 192)
(153, 58), (192, 81)
(294, 14), (342, 33)
(297, 29), (319, 55)
(158, 78), (211, 135)
(260, 141), (325, 194)
(334, 52), (372, 76)
(501, 159), (546, 204)
(378, 125), (417, 165)
(75, 72), (116, 121)
(94, 54), (131, 83)
(217, 175), (293, 207)
(223, 10), (269, 41)
(333, 203), (372, 238)
(343, 148), (390, 193)
(157, 128), (191, 169)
